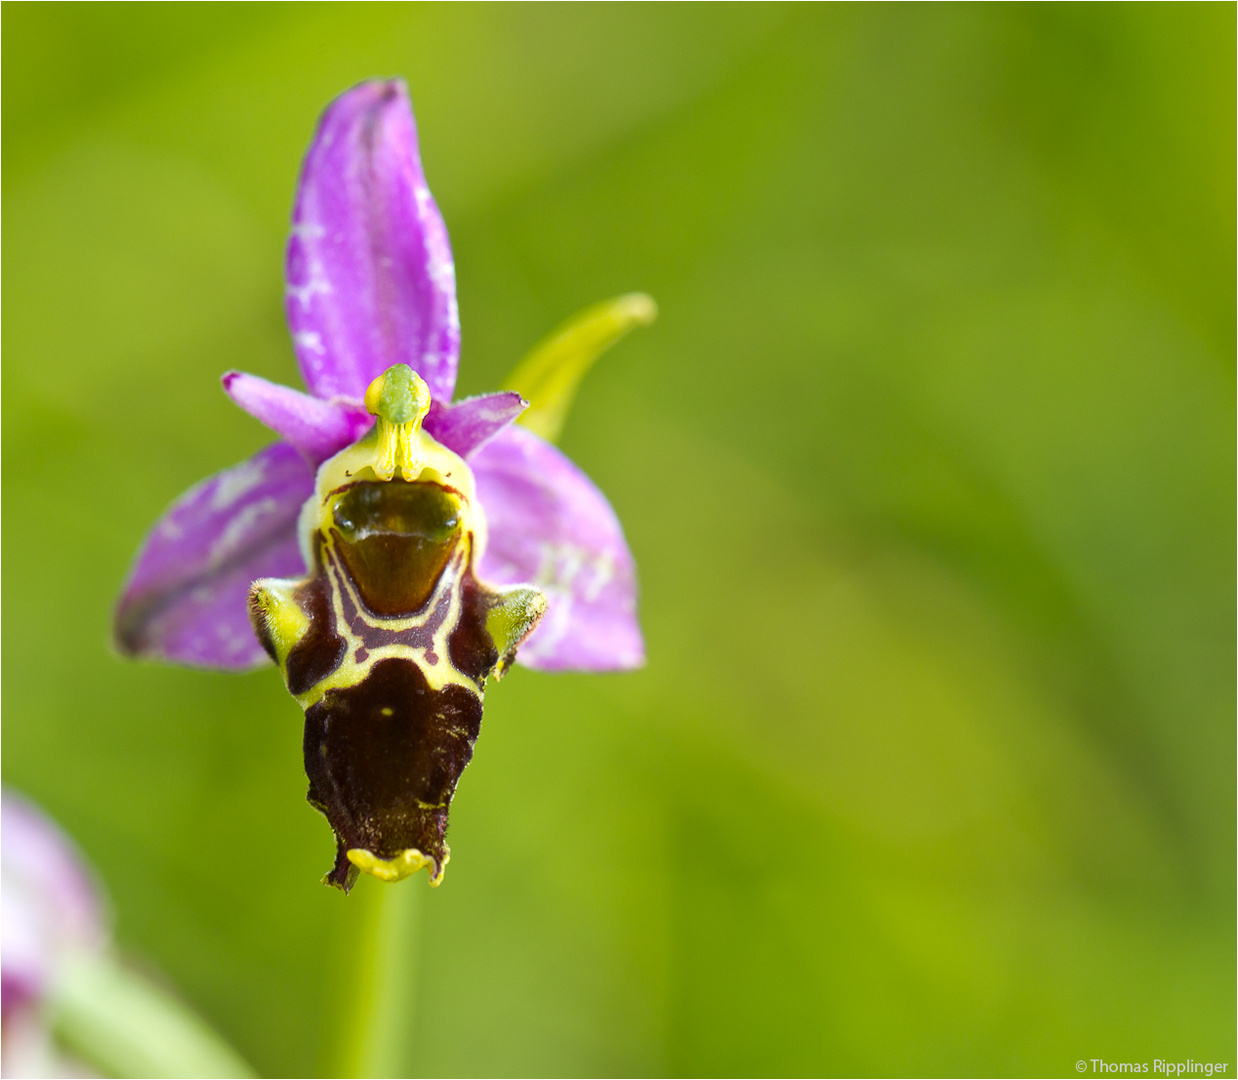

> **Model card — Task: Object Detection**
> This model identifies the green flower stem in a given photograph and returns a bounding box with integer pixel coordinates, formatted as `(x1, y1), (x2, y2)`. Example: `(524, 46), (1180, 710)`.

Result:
(333, 877), (424, 1079)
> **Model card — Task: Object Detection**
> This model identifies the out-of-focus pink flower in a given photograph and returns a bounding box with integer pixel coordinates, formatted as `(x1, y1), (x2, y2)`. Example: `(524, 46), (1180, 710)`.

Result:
(2, 790), (105, 1077)
(1, 791), (106, 1018)
(1, 791), (256, 1078)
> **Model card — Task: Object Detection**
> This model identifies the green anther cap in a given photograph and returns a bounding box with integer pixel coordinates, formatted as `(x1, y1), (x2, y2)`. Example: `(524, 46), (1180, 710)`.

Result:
(362, 365), (435, 480)
(365, 364), (431, 424)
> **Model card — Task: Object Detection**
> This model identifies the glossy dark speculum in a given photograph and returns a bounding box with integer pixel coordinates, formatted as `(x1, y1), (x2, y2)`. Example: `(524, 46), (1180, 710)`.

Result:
(332, 480), (462, 616)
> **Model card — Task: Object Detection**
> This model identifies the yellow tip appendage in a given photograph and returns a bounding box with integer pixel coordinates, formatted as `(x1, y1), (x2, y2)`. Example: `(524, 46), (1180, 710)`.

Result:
(347, 846), (448, 886)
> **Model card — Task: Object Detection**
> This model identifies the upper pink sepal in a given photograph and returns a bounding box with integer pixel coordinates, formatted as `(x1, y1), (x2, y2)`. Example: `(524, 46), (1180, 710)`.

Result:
(286, 79), (460, 405)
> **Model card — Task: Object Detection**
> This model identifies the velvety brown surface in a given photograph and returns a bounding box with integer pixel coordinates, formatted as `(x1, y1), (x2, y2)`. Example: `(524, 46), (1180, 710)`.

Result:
(304, 656), (483, 890)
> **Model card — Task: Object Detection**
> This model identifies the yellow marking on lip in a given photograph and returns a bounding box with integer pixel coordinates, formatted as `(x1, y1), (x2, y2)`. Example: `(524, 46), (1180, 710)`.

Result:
(293, 543), (483, 709)
(347, 846), (449, 886)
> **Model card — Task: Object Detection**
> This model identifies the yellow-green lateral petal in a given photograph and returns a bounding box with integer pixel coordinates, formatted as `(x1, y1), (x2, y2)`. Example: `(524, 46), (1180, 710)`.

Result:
(504, 292), (656, 443)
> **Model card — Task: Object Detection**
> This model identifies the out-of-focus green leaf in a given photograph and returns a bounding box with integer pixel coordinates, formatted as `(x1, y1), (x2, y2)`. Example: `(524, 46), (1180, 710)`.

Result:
(53, 952), (254, 1079)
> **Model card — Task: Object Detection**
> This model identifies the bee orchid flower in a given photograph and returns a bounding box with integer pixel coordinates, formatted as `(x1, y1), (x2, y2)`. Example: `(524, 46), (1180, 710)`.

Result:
(115, 79), (650, 891)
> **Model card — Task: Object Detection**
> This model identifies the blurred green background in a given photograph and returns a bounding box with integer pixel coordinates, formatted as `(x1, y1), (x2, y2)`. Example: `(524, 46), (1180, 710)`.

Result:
(3, 4), (1234, 1077)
